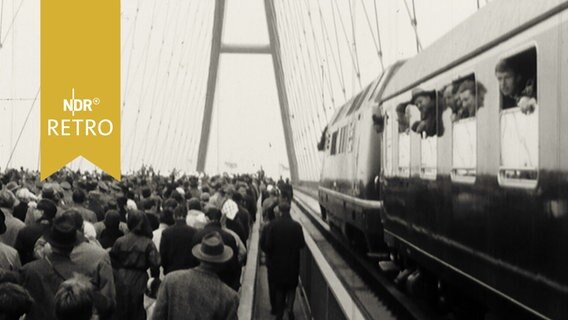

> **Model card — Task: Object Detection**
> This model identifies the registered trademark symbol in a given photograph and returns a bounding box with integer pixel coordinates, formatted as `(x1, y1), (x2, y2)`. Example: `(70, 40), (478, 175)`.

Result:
(93, 98), (100, 105)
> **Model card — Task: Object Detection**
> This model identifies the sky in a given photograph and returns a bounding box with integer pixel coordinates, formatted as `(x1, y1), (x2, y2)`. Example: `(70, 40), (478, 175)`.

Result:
(0, 0), (485, 180)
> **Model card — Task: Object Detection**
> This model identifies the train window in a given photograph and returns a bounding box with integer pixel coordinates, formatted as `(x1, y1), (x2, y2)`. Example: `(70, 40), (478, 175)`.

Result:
(347, 84), (373, 115)
(341, 125), (347, 153)
(370, 72), (386, 103)
(341, 125), (348, 153)
(347, 122), (355, 152)
(397, 103), (410, 177)
(398, 132), (410, 177)
(409, 88), (438, 179)
(497, 47), (538, 186)
(384, 110), (393, 176)
(452, 117), (476, 179)
(446, 74), (486, 181)
(339, 127), (345, 154)
(330, 131), (338, 155)
(421, 134), (437, 178)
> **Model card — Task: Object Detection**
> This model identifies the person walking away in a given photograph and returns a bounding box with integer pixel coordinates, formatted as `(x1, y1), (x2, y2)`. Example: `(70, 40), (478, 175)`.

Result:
(14, 198), (57, 265)
(160, 206), (198, 275)
(98, 210), (124, 249)
(0, 210), (20, 271)
(110, 211), (160, 320)
(262, 203), (305, 320)
(54, 275), (95, 320)
(20, 215), (84, 320)
(71, 189), (98, 224)
(193, 208), (241, 291)
(0, 190), (25, 247)
(151, 231), (238, 320)
(185, 198), (207, 229)
(0, 281), (34, 320)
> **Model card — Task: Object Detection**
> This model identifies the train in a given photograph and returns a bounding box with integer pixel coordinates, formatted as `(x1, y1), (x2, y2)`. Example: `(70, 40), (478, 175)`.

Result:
(317, 0), (568, 319)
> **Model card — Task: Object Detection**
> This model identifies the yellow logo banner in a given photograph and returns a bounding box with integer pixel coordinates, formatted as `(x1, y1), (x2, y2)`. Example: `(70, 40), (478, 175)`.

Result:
(41, 0), (120, 180)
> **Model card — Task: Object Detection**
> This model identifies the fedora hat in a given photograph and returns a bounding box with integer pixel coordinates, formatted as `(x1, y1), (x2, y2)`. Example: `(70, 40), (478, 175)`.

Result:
(192, 231), (233, 263)
(44, 215), (77, 250)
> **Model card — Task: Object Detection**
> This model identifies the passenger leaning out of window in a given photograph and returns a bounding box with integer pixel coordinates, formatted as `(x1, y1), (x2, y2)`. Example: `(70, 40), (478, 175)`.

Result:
(495, 60), (537, 114)
(457, 80), (477, 119)
(410, 88), (437, 137)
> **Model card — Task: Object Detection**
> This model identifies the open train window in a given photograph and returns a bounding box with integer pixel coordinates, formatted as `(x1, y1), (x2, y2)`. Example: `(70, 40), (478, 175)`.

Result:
(409, 87), (438, 179)
(497, 47), (538, 187)
(330, 131), (338, 155)
(446, 74), (486, 182)
(397, 102), (410, 177)
(384, 110), (394, 177)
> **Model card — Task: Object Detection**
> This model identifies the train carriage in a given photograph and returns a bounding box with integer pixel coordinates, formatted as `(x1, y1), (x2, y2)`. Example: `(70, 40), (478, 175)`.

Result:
(378, 0), (568, 318)
(319, 0), (568, 318)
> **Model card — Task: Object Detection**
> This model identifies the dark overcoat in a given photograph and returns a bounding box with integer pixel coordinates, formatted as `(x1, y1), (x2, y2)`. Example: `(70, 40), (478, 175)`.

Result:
(262, 213), (305, 288)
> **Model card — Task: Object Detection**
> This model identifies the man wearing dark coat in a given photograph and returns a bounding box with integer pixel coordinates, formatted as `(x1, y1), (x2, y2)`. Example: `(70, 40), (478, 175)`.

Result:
(14, 199), (57, 265)
(21, 215), (84, 320)
(160, 206), (198, 274)
(261, 203), (305, 320)
(152, 231), (238, 320)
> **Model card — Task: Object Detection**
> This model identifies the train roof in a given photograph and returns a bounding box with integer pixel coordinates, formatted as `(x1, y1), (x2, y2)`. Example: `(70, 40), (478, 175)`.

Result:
(328, 79), (377, 126)
(381, 0), (568, 100)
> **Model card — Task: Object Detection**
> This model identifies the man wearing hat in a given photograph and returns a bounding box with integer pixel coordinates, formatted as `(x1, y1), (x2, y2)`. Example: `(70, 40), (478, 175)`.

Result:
(410, 88), (437, 137)
(152, 231), (239, 320)
(0, 210), (21, 271)
(21, 215), (85, 320)
(193, 208), (241, 290)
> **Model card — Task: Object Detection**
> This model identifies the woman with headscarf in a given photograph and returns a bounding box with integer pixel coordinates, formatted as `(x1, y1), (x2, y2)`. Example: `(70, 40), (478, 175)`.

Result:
(98, 210), (123, 249)
(110, 211), (160, 320)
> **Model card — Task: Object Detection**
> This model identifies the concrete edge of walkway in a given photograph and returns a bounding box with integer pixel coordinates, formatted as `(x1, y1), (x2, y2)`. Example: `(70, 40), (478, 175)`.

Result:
(237, 199), (262, 320)
(293, 189), (367, 320)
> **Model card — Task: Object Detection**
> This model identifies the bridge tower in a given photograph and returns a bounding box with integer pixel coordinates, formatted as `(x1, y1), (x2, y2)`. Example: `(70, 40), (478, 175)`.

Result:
(195, 0), (299, 182)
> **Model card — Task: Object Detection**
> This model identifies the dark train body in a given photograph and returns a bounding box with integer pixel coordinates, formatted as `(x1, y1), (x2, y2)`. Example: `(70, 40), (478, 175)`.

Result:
(318, 64), (400, 255)
(318, 1), (568, 319)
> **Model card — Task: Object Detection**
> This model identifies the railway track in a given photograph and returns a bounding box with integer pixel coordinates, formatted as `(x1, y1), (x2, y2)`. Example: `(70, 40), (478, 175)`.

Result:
(292, 189), (444, 320)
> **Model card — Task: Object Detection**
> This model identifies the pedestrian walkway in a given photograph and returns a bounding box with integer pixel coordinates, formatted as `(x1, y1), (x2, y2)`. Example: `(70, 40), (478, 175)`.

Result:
(254, 254), (308, 319)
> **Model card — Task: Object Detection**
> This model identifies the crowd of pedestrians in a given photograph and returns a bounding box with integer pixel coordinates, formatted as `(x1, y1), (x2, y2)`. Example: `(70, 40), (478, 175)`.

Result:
(0, 167), (303, 320)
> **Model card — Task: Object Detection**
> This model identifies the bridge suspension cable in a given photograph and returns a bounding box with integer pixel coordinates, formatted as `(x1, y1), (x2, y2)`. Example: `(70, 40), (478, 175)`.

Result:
(348, 0), (363, 91)
(360, 0), (384, 70)
(5, 88), (39, 169)
(403, 0), (422, 53)
(0, 0), (25, 46)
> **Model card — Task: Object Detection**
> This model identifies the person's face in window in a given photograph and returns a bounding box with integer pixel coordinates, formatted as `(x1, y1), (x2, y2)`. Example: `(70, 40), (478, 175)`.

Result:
(459, 89), (476, 113)
(443, 86), (455, 110)
(496, 70), (519, 97)
(415, 95), (434, 116)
